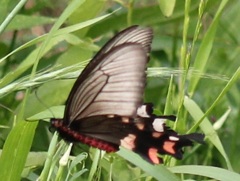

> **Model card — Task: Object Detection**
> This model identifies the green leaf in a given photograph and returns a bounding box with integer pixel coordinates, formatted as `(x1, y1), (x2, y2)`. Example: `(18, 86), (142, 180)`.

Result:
(118, 148), (180, 181)
(184, 96), (233, 170)
(0, 34), (73, 88)
(67, 0), (105, 37)
(157, 0), (176, 17)
(0, 10), (116, 66)
(188, 0), (229, 96)
(170, 165), (240, 181)
(164, 75), (175, 114)
(0, 121), (38, 180)
(87, 2), (199, 38)
(5, 15), (55, 31)
(27, 106), (65, 120)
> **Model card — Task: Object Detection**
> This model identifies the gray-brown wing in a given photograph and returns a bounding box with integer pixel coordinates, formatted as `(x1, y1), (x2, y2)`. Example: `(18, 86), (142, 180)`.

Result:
(63, 26), (153, 125)
(98, 25), (152, 55)
(67, 43), (148, 123)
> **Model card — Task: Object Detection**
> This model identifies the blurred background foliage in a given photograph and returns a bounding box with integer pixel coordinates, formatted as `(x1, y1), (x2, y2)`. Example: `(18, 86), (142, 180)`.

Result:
(0, 0), (239, 180)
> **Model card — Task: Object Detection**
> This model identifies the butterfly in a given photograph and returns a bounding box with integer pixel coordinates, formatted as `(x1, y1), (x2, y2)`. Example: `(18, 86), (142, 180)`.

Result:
(51, 25), (204, 164)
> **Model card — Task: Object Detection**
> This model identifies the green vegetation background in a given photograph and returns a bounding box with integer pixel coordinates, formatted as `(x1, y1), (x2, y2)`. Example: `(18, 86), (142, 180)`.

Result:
(0, 0), (239, 180)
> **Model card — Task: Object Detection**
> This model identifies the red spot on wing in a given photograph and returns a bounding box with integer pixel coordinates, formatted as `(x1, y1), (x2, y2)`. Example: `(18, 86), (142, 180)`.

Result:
(148, 148), (161, 164)
(120, 134), (136, 150)
(163, 141), (176, 154)
(152, 132), (163, 138)
(136, 122), (145, 130)
(121, 117), (130, 123)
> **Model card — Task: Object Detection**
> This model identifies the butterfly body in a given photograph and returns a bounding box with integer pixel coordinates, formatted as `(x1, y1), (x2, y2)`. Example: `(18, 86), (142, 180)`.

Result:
(51, 25), (204, 164)
(51, 117), (119, 152)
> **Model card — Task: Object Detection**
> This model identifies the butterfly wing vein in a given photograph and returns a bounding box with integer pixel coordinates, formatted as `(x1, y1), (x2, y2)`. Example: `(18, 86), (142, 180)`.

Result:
(68, 44), (148, 122)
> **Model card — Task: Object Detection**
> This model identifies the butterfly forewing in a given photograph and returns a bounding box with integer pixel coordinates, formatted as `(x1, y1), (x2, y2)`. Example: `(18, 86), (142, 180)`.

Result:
(67, 44), (148, 122)
(64, 26), (153, 125)
(98, 25), (153, 55)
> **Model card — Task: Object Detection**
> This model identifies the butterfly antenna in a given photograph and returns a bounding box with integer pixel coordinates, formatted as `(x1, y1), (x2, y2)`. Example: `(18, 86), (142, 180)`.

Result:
(33, 89), (55, 120)
(0, 103), (17, 127)
(0, 103), (15, 114)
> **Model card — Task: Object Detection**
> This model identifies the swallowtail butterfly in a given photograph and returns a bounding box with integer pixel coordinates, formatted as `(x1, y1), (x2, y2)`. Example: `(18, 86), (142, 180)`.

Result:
(51, 25), (204, 164)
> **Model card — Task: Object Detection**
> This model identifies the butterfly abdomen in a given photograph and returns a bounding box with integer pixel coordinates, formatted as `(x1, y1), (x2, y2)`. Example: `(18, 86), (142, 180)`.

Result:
(51, 118), (118, 152)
